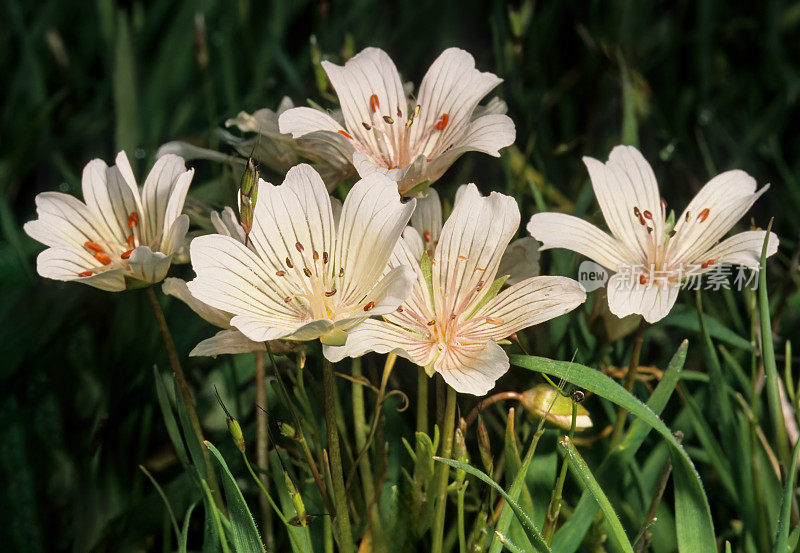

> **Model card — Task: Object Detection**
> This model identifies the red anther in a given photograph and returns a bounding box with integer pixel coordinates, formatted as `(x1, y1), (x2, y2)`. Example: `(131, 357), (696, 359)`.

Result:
(435, 113), (449, 130)
(338, 130), (353, 140)
(121, 249), (133, 259)
(396, 306), (404, 313)
(323, 252), (329, 264)
(313, 250), (319, 261)
(370, 94), (380, 112)
(639, 274), (648, 285)
(638, 214), (647, 226)
(325, 289), (337, 297)
(633, 206), (641, 217)
(362, 122), (372, 131)
(698, 208), (710, 222)
(303, 267), (312, 277)
(78, 270), (93, 277)
(85, 241), (103, 253)
(94, 252), (112, 265)
(284, 296), (292, 302)
(363, 301), (375, 312)
(701, 259), (715, 269)
(127, 235), (136, 248)
(476, 281), (484, 292)
(295, 242), (304, 252)
(127, 212), (139, 228)
(423, 230), (432, 243)
(643, 210), (653, 220)
(275, 270), (286, 276)
(286, 257), (294, 269)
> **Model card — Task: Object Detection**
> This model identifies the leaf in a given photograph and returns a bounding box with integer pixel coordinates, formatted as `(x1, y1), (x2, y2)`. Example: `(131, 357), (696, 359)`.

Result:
(153, 366), (190, 467)
(205, 441), (266, 553)
(434, 456), (552, 553)
(511, 352), (716, 553)
(179, 501), (198, 553)
(559, 437), (634, 553)
(663, 305), (753, 351)
(551, 340), (687, 552)
(774, 436), (800, 552)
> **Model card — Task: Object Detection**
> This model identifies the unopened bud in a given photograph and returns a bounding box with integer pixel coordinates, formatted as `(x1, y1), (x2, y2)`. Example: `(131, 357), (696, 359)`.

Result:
(284, 471), (307, 526)
(278, 421), (298, 440)
(477, 414), (493, 476)
(520, 384), (593, 431)
(227, 418), (245, 452)
(239, 157), (259, 235)
(454, 427), (468, 485)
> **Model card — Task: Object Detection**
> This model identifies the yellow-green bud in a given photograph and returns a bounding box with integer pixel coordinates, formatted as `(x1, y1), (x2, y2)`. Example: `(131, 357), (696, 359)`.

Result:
(278, 421), (298, 440)
(477, 414), (493, 476)
(284, 471), (307, 526)
(453, 427), (468, 485)
(227, 418), (245, 452)
(520, 384), (593, 431)
(239, 157), (259, 234)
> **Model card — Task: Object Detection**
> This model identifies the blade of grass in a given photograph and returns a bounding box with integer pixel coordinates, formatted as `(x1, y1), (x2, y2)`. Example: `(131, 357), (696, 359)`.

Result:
(774, 436), (800, 552)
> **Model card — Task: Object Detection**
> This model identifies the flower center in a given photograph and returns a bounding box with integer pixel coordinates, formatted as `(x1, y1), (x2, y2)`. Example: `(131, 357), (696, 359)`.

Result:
(77, 211), (142, 278)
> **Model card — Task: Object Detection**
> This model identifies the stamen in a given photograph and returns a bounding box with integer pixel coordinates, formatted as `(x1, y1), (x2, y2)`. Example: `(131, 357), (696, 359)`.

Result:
(396, 106), (402, 117)
(284, 296), (292, 302)
(457, 255), (468, 261)
(423, 230), (432, 243)
(427, 320), (436, 326)
(396, 306), (404, 313)
(295, 242), (304, 253)
(685, 211), (691, 222)
(639, 274), (648, 285)
(646, 226), (653, 234)
(94, 252), (111, 265)
(474, 267), (485, 273)
(369, 94), (379, 112)
(127, 235), (135, 249)
(476, 281), (484, 292)
(313, 250), (319, 261)
(127, 212), (139, 228)
(325, 289), (337, 297)
(78, 270), (93, 277)
(643, 210), (653, 220)
(362, 122), (372, 131)
(406, 118), (413, 128)
(338, 130), (353, 140)
(286, 257), (294, 269)
(633, 206), (641, 217)
(383, 115), (394, 124)
(698, 208), (710, 222)
(435, 113), (449, 130)
(485, 317), (504, 324)
(303, 267), (312, 277)
(339, 267), (344, 277)
(669, 229), (676, 238)
(323, 252), (329, 264)
(85, 241), (103, 253)
(275, 270), (286, 276)
(414, 104), (420, 118)
(701, 259), (715, 269)
(121, 249), (133, 259)
(363, 301), (375, 312)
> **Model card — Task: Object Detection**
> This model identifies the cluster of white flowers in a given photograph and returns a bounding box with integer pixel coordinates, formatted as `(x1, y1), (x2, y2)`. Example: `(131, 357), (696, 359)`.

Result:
(24, 48), (778, 395)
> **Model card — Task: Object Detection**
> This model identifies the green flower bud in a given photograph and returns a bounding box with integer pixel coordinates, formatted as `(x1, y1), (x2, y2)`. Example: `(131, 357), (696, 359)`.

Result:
(227, 418), (245, 452)
(520, 384), (593, 431)
(477, 414), (493, 476)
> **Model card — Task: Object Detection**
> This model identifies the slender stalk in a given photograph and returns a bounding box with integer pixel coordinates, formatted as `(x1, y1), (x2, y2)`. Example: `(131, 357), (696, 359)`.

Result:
(609, 318), (647, 448)
(431, 383), (457, 553)
(144, 286), (221, 506)
(254, 350), (273, 549)
(457, 481), (469, 553)
(352, 358), (374, 502)
(417, 367), (429, 435)
(322, 357), (354, 553)
(633, 431), (680, 553)
(543, 402), (578, 543)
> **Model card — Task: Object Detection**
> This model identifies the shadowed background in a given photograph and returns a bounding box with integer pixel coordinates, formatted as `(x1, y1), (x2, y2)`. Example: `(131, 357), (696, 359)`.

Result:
(2, 0), (799, 551)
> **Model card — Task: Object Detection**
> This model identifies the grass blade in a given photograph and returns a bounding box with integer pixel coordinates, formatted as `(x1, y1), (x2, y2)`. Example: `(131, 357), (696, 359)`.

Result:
(774, 437), (800, 552)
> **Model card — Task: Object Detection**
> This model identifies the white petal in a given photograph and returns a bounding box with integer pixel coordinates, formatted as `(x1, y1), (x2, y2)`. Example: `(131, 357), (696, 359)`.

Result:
(669, 171), (768, 265)
(283, 319), (336, 341)
(190, 330), (266, 357)
(697, 230), (778, 269)
(161, 214), (189, 256)
(411, 48), (503, 159)
(320, 47), (407, 153)
(465, 276), (586, 341)
(141, 154), (193, 243)
(606, 273), (680, 323)
(334, 173), (416, 307)
(128, 246), (172, 284)
(210, 207), (247, 243)
(498, 237), (540, 285)
(584, 146), (663, 260)
(157, 141), (239, 164)
(188, 234), (305, 341)
(324, 319), (435, 365)
(248, 165), (335, 297)
(410, 188), (442, 249)
(278, 106), (346, 137)
(433, 184), (519, 317)
(526, 212), (635, 271)
(35, 246), (126, 291)
(435, 340), (509, 396)
(425, 114), (515, 183)
(401, 226), (425, 261)
(81, 155), (142, 243)
(24, 192), (116, 248)
(163, 277), (231, 328)
(352, 151), (404, 181)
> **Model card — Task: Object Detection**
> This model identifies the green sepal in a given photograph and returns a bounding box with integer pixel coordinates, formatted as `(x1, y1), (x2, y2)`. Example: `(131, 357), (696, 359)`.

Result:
(466, 274), (509, 319)
(420, 251), (436, 314)
(403, 179), (432, 198)
(320, 328), (347, 346)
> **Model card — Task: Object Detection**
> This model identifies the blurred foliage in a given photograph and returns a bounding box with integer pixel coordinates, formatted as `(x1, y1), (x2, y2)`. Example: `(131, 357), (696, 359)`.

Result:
(2, 0), (800, 552)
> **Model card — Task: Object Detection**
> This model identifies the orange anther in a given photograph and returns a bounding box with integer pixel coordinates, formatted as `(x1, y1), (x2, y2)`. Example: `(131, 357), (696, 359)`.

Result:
(94, 252), (112, 265)
(338, 130), (353, 140)
(701, 259), (715, 269)
(127, 212), (139, 228)
(275, 270), (286, 277)
(698, 208), (710, 222)
(485, 316), (504, 324)
(85, 241), (103, 253)
(396, 306), (404, 313)
(121, 249), (133, 259)
(127, 235), (136, 248)
(435, 113), (449, 130)
(369, 94), (380, 112)
(363, 301), (375, 312)
(639, 274), (648, 285)
(643, 210), (653, 220)
(78, 270), (93, 277)
(423, 230), (432, 243)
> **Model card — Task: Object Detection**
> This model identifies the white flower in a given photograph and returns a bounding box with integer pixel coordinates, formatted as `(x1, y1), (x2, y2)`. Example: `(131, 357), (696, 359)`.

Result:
(279, 48), (516, 195)
(325, 184), (586, 396)
(187, 164), (417, 345)
(409, 186), (540, 283)
(527, 145), (779, 324)
(24, 151), (193, 291)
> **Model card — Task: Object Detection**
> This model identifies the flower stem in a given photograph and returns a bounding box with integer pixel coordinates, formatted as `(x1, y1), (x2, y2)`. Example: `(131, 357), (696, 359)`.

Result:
(144, 286), (222, 507)
(417, 367), (429, 435)
(254, 350), (273, 549)
(322, 356), (354, 553)
(609, 318), (647, 448)
(431, 383), (457, 553)
(543, 402), (578, 543)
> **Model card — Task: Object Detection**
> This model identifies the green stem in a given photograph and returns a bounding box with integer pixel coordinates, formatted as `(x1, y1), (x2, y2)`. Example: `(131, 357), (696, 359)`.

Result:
(254, 351), (273, 549)
(417, 367), (429, 435)
(543, 402), (578, 543)
(145, 286), (222, 508)
(352, 358), (375, 502)
(431, 383), (457, 553)
(457, 481), (469, 553)
(609, 318), (647, 448)
(323, 357), (354, 553)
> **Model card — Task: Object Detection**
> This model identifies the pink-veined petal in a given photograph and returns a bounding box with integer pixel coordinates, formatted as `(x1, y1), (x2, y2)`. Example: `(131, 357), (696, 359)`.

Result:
(606, 272), (680, 323)
(434, 340), (509, 396)
(411, 188), (442, 251)
(163, 277), (232, 329)
(693, 230), (778, 270)
(190, 329), (265, 357)
(323, 319), (435, 366)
